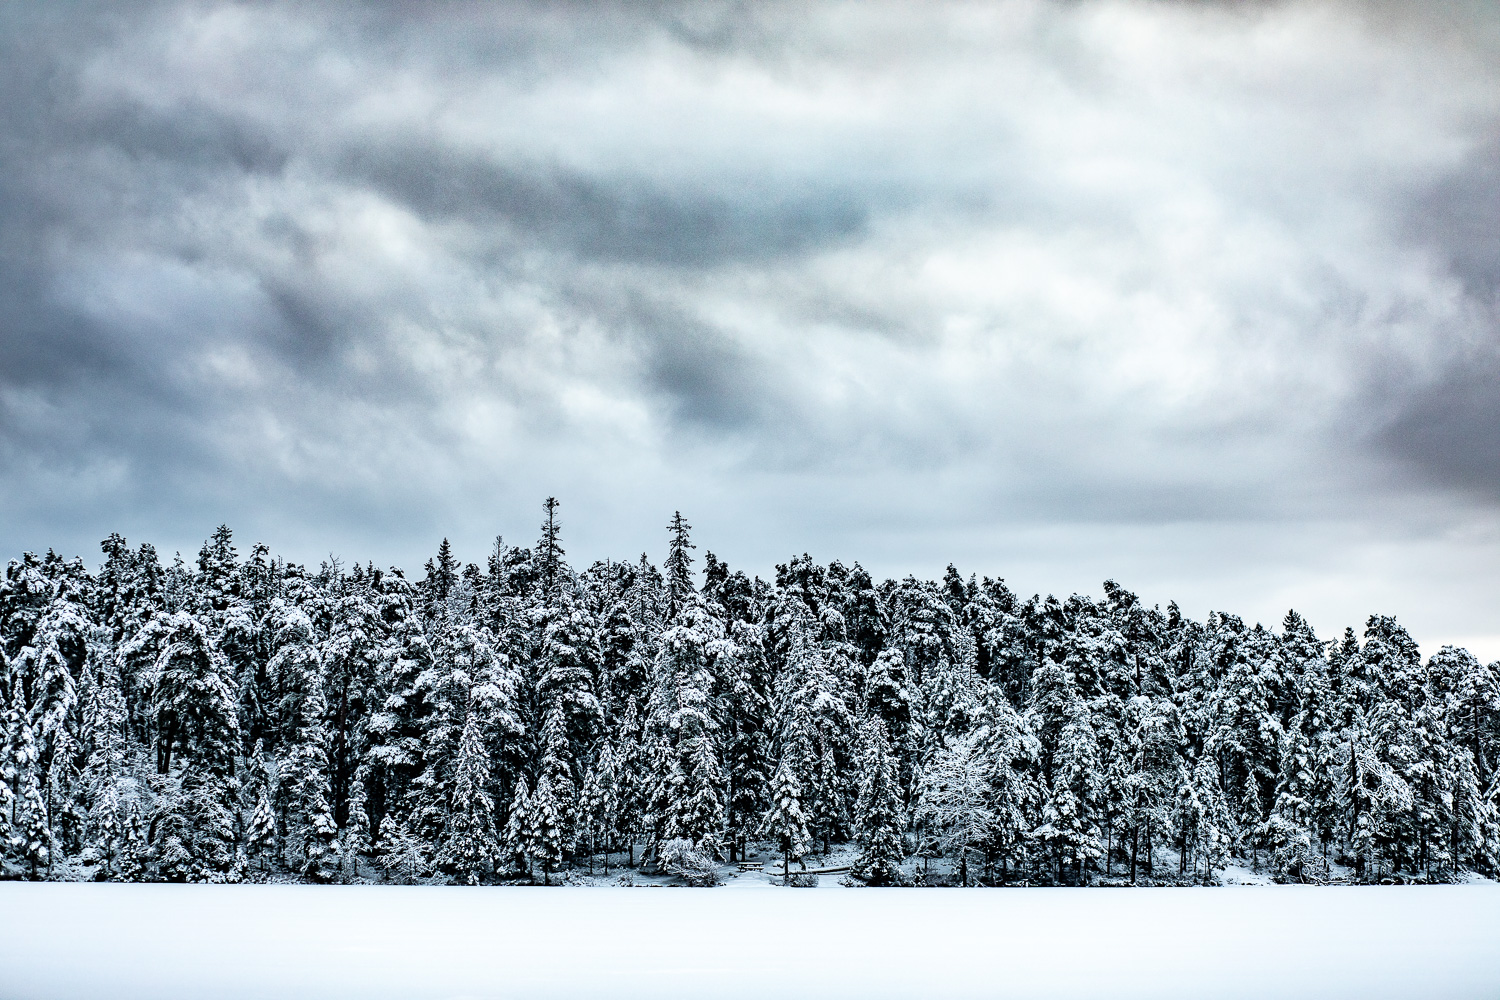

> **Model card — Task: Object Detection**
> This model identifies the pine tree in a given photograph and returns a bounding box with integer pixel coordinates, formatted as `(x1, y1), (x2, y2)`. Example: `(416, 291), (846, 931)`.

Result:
(196, 525), (239, 612)
(1190, 756), (1230, 882)
(440, 709), (497, 884)
(12, 711), (51, 875)
(248, 788), (276, 870)
(579, 756), (607, 873)
(1037, 700), (1102, 885)
(664, 512), (695, 618)
(810, 743), (846, 856)
(501, 777), (534, 876)
(426, 538), (459, 605)
(529, 772), (564, 884)
(761, 755), (811, 880)
(674, 732), (725, 851)
(269, 607), (337, 879)
(853, 716), (905, 884)
(537, 498), (565, 597)
(1267, 714), (1317, 881)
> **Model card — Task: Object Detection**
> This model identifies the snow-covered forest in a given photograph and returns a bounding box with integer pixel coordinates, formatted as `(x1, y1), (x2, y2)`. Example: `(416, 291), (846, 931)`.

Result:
(2, 501), (1497, 886)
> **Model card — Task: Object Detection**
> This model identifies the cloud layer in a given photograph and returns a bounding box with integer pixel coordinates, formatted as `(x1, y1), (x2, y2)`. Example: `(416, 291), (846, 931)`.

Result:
(2, 0), (1499, 653)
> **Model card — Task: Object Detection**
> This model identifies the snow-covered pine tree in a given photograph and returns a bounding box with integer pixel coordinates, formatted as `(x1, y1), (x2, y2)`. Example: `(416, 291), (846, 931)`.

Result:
(592, 741), (621, 871)
(664, 512), (695, 619)
(11, 708), (50, 875)
(536, 499), (566, 598)
(247, 787), (276, 871)
(853, 716), (905, 884)
(646, 595), (732, 854)
(536, 593), (602, 776)
(268, 607), (337, 879)
(809, 743), (846, 857)
(439, 708), (497, 885)
(761, 754), (811, 880)
(529, 772), (564, 884)
(673, 731), (725, 852)
(720, 622), (771, 861)
(120, 610), (241, 878)
(1191, 756), (1230, 882)
(613, 698), (646, 867)
(341, 771), (373, 883)
(501, 777), (533, 877)
(1267, 713), (1317, 881)
(1037, 699), (1102, 885)
(976, 694), (1038, 882)
(537, 708), (578, 860)
(1123, 695), (1185, 883)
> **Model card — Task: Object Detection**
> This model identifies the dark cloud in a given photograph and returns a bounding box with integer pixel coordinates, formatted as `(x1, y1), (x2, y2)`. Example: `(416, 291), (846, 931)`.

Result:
(341, 143), (868, 268)
(1410, 137), (1500, 302)
(1379, 347), (1500, 498)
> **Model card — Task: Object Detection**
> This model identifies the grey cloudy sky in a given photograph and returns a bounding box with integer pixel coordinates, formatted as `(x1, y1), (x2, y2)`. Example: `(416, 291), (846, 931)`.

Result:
(2, 0), (1499, 656)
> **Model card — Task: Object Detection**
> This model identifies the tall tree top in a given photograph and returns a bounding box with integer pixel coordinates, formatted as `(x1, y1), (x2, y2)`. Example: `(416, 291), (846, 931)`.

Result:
(665, 511), (695, 617)
(538, 497), (565, 597)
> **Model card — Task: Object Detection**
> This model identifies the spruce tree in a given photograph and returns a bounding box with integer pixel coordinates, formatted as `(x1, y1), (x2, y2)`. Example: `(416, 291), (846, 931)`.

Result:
(502, 777), (534, 876)
(537, 498), (565, 597)
(853, 716), (905, 884)
(12, 712), (50, 875)
(529, 772), (564, 884)
(248, 788), (276, 871)
(761, 755), (811, 880)
(440, 708), (497, 885)
(664, 512), (696, 618)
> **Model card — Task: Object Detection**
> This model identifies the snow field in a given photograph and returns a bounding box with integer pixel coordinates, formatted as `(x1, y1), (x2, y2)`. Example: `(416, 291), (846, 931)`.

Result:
(1, 883), (1498, 999)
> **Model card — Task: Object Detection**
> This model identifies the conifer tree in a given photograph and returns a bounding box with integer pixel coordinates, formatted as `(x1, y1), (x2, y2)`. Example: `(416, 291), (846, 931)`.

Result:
(810, 744), (846, 856)
(425, 538), (459, 606)
(853, 716), (905, 884)
(537, 498), (565, 597)
(1267, 714), (1317, 880)
(664, 512), (696, 619)
(761, 755), (811, 880)
(248, 788), (276, 870)
(529, 772), (564, 884)
(578, 753), (609, 873)
(440, 708), (497, 884)
(501, 777), (534, 876)
(12, 711), (50, 875)
(1190, 756), (1230, 882)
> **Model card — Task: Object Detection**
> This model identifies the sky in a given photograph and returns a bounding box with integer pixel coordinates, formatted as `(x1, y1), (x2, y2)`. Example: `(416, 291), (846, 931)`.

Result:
(2, 0), (1499, 658)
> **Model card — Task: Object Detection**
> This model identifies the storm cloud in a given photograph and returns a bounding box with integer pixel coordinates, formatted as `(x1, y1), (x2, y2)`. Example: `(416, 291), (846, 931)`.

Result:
(3, 0), (1500, 655)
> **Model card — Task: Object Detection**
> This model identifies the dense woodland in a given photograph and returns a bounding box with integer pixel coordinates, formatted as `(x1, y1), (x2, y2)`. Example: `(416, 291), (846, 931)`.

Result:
(1, 501), (1497, 887)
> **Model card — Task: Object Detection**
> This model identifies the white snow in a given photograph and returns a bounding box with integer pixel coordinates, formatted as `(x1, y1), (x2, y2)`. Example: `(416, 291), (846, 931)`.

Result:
(2, 883), (1498, 999)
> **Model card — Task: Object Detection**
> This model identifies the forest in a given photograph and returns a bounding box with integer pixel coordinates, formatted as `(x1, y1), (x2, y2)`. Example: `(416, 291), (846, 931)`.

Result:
(1, 500), (1496, 887)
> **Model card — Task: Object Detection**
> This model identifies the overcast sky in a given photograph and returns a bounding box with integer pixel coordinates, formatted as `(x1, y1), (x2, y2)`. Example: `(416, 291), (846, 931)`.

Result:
(2, 0), (1498, 656)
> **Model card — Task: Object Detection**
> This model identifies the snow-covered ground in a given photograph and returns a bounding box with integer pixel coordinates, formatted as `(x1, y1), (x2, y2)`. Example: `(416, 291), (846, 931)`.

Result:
(2, 883), (1498, 999)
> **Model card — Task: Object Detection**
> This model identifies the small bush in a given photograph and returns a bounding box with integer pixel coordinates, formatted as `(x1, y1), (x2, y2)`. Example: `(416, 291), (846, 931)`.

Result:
(784, 872), (818, 887)
(659, 838), (720, 887)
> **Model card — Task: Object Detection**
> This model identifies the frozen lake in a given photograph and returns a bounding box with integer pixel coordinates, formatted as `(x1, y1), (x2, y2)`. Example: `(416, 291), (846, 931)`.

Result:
(2, 883), (1497, 999)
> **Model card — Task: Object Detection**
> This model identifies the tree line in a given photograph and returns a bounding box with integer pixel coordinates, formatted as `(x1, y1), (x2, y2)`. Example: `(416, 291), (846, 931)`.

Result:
(1, 501), (1496, 885)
